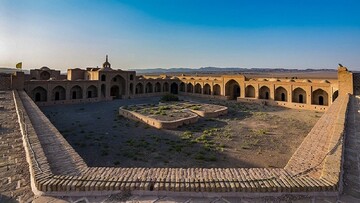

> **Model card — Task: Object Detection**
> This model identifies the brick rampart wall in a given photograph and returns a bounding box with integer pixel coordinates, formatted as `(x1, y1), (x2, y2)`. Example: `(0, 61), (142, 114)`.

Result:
(14, 90), (349, 197)
(285, 95), (349, 181)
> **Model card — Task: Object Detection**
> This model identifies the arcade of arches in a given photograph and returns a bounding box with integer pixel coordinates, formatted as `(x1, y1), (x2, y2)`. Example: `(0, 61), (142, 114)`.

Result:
(29, 80), (334, 109)
(23, 59), (350, 111)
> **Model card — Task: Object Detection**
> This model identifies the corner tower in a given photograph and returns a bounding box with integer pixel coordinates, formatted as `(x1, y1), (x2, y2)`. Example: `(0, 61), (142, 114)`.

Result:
(338, 64), (354, 96)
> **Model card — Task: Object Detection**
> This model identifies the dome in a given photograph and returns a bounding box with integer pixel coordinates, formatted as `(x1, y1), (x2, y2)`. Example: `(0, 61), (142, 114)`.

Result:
(302, 79), (312, 83)
(40, 66), (50, 70)
(101, 55), (112, 70)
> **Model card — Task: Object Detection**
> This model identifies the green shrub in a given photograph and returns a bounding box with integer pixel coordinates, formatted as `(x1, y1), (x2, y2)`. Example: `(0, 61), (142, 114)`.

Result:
(159, 106), (171, 111)
(181, 131), (193, 140)
(189, 105), (201, 110)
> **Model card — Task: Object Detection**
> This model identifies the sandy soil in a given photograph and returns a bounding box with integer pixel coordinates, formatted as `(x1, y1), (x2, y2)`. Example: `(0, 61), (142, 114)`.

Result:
(127, 102), (224, 121)
(128, 103), (196, 121)
(41, 96), (322, 168)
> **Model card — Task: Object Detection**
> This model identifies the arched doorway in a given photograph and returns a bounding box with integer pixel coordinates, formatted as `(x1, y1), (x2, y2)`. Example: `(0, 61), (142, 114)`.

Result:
(87, 85), (98, 98)
(70, 85), (82, 99)
(292, 87), (306, 103)
(163, 82), (169, 92)
(187, 83), (194, 93)
(299, 95), (304, 103)
(170, 83), (178, 94)
(136, 83), (143, 94)
(35, 93), (41, 101)
(225, 80), (240, 100)
(110, 85), (120, 99)
(203, 84), (211, 95)
(194, 83), (202, 94)
(111, 75), (126, 97)
(145, 82), (153, 93)
(52, 86), (66, 101)
(259, 86), (270, 99)
(275, 87), (287, 101)
(32, 86), (47, 102)
(179, 82), (185, 92)
(155, 82), (161, 93)
(312, 89), (328, 106)
(213, 84), (221, 95)
(245, 85), (255, 98)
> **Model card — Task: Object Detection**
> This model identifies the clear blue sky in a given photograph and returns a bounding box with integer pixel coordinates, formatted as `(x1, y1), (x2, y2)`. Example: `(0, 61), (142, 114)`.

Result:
(1, 0), (360, 71)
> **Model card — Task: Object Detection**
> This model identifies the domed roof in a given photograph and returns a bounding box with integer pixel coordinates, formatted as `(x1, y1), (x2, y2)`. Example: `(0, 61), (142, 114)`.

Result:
(40, 66), (50, 70)
(101, 55), (112, 71)
(320, 80), (330, 83)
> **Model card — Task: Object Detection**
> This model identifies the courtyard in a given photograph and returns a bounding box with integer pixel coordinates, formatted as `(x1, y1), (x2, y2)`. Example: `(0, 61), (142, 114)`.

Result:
(41, 96), (322, 168)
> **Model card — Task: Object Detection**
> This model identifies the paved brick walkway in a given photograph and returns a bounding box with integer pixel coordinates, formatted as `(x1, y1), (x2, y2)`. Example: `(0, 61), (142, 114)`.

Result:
(0, 91), (33, 202)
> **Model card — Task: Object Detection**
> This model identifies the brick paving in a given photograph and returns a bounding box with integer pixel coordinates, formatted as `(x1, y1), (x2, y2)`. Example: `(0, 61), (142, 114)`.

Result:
(0, 91), (33, 202)
(0, 90), (353, 202)
(285, 93), (349, 181)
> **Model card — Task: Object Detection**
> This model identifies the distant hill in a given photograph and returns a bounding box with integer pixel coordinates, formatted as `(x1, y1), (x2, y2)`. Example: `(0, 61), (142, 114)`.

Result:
(0, 66), (338, 78)
(129, 66), (337, 74)
(0, 67), (30, 74)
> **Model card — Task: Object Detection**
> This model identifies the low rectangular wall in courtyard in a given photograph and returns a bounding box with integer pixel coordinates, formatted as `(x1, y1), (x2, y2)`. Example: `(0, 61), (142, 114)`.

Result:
(189, 106), (228, 118)
(119, 106), (199, 129)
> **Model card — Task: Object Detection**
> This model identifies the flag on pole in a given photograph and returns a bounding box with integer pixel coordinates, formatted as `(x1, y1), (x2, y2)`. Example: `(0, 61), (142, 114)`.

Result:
(16, 62), (22, 69)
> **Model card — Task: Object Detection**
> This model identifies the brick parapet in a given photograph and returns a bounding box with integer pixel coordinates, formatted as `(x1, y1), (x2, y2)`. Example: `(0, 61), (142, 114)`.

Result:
(15, 91), (87, 175)
(13, 90), (349, 196)
(285, 94), (349, 186)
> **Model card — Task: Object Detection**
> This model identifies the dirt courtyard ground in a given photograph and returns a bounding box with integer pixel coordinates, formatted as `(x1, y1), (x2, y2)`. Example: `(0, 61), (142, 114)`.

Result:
(41, 96), (322, 168)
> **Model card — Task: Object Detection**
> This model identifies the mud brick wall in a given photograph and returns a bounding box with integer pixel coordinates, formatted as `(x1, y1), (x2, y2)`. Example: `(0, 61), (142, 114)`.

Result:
(13, 90), (349, 197)
(285, 95), (349, 183)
